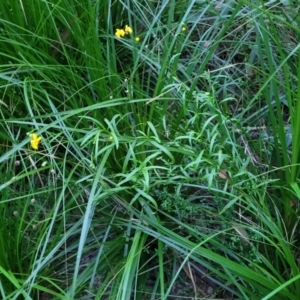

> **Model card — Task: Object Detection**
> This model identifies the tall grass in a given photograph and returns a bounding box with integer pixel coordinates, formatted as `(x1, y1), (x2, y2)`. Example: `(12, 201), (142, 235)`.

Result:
(1, 0), (300, 299)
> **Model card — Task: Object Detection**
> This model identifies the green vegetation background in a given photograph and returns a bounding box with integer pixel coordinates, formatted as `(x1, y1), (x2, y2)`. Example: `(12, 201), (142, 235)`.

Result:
(1, 0), (300, 299)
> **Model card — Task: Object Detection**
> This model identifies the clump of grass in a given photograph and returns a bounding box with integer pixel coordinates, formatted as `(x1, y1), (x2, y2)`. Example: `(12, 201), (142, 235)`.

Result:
(1, 0), (300, 299)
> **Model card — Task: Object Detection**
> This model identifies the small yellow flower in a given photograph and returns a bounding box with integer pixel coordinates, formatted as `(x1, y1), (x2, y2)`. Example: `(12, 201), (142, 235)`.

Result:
(135, 37), (140, 42)
(30, 133), (42, 150)
(124, 25), (133, 34)
(109, 136), (113, 140)
(181, 26), (186, 32)
(115, 28), (125, 38)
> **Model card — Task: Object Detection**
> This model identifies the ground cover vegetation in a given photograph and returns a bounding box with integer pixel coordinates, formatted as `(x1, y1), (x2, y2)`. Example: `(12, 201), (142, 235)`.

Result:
(1, 0), (300, 299)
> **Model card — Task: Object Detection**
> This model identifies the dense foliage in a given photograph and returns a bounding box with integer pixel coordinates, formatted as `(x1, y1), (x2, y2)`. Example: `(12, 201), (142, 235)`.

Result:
(1, 0), (300, 299)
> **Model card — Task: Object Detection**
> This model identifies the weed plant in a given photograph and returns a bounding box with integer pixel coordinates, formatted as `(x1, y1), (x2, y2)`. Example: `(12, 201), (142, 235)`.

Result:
(1, 0), (300, 299)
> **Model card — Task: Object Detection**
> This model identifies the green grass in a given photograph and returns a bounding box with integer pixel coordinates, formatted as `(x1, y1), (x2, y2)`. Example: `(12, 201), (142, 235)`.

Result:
(1, 0), (300, 299)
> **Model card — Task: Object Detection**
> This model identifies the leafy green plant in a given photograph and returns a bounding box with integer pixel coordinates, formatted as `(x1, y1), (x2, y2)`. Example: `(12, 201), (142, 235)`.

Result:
(1, 0), (300, 300)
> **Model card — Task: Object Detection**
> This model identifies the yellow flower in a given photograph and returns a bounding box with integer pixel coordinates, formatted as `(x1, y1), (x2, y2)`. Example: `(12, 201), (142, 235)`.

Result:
(135, 37), (140, 42)
(30, 133), (42, 150)
(181, 26), (186, 32)
(115, 28), (125, 38)
(124, 25), (133, 34)
(109, 136), (113, 140)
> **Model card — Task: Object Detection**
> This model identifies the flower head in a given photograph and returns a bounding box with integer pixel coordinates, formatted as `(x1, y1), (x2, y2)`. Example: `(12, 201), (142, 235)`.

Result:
(181, 26), (186, 32)
(30, 133), (42, 150)
(115, 28), (125, 38)
(124, 25), (133, 34)
(135, 37), (140, 42)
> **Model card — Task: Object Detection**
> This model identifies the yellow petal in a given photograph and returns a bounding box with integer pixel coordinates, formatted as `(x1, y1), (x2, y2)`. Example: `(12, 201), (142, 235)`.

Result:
(124, 25), (133, 34)
(31, 140), (38, 150)
(30, 134), (42, 150)
(115, 29), (125, 38)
